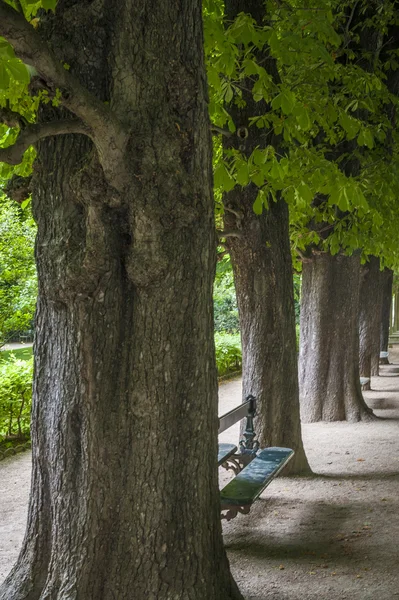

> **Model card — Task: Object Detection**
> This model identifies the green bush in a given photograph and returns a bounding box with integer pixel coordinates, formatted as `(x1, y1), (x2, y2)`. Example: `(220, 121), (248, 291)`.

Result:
(215, 332), (242, 377)
(214, 260), (239, 333)
(0, 346), (33, 362)
(0, 356), (33, 442)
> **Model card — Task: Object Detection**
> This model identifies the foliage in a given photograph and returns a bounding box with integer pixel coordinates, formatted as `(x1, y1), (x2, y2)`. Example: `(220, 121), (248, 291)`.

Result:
(215, 331), (242, 377)
(214, 256), (239, 332)
(0, 0), (60, 185)
(0, 345), (33, 361)
(0, 196), (37, 346)
(203, 0), (399, 269)
(0, 355), (33, 442)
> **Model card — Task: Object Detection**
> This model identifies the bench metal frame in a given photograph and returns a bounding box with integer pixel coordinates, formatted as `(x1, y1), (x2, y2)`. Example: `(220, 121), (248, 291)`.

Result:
(218, 394), (259, 474)
(218, 395), (294, 521)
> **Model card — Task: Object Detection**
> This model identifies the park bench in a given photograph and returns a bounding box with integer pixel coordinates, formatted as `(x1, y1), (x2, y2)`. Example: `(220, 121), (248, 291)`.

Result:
(218, 395), (294, 521)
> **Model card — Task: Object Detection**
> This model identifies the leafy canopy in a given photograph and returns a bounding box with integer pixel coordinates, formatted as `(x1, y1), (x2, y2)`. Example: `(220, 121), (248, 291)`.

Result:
(203, 0), (399, 268)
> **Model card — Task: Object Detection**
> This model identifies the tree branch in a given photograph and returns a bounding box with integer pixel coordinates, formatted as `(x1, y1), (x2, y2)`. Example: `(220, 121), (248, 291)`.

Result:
(217, 229), (243, 239)
(0, 2), (124, 144)
(295, 247), (313, 263)
(0, 105), (27, 129)
(0, 119), (92, 165)
(210, 125), (233, 137)
(217, 250), (229, 262)
(224, 206), (244, 219)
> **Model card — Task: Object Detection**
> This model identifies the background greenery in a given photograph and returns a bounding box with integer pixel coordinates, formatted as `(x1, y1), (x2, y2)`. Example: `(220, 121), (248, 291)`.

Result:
(0, 355), (33, 444)
(0, 197), (36, 348)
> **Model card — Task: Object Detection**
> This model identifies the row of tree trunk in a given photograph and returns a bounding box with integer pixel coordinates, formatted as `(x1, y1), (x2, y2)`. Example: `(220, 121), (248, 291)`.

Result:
(226, 207), (394, 472)
(221, 1), (395, 475)
(299, 254), (392, 422)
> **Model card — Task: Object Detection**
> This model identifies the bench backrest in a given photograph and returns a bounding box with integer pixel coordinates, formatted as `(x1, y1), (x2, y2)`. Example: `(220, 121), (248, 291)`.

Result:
(218, 395), (256, 434)
(218, 395), (259, 458)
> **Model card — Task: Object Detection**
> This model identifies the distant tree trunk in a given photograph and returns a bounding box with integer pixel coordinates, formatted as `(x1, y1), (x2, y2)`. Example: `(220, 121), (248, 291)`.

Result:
(0, 2), (242, 599)
(359, 257), (382, 385)
(222, 0), (310, 475)
(380, 269), (393, 364)
(299, 252), (375, 423)
(393, 292), (399, 332)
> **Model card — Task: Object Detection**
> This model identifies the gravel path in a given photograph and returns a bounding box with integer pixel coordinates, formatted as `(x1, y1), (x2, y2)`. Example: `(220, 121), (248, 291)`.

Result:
(1, 357), (399, 599)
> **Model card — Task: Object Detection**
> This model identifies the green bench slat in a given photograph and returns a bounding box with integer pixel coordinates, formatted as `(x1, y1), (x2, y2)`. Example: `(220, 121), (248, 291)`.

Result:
(218, 443), (238, 466)
(220, 447), (294, 507)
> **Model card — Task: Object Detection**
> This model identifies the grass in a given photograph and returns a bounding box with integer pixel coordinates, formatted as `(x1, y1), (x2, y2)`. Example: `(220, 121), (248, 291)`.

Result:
(0, 346), (33, 361)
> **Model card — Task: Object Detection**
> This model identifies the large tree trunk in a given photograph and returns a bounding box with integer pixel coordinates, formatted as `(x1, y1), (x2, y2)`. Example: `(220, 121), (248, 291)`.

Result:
(380, 269), (393, 364)
(359, 257), (382, 385)
(222, 0), (310, 475)
(299, 252), (375, 423)
(225, 198), (310, 474)
(0, 3), (242, 600)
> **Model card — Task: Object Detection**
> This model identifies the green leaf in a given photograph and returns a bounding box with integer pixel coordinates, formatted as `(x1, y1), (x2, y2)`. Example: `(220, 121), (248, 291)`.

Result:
(214, 163), (235, 192)
(329, 186), (350, 211)
(20, 198), (31, 210)
(270, 159), (287, 181)
(224, 84), (233, 104)
(6, 60), (30, 84)
(0, 63), (10, 90)
(253, 189), (268, 215)
(296, 182), (313, 204)
(0, 39), (15, 60)
(292, 104), (311, 131)
(251, 171), (265, 187)
(253, 193), (263, 215)
(357, 128), (374, 149)
(243, 59), (259, 76)
(271, 93), (282, 111)
(252, 148), (266, 166)
(280, 90), (295, 115)
(339, 112), (360, 140)
(207, 66), (221, 92)
(236, 162), (249, 186)
(41, 0), (58, 10)
(227, 118), (236, 133)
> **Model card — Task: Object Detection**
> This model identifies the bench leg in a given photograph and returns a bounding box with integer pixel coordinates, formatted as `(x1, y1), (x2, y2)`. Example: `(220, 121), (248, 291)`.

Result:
(221, 504), (251, 521)
(221, 456), (242, 475)
(221, 451), (257, 475)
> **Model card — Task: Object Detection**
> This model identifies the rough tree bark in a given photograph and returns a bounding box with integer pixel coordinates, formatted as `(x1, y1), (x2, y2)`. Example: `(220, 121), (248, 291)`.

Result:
(299, 252), (375, 423)
(0, 2), (242, 599)
(380, 269), (393, 364)
(359, 257), (382, 386)
(222, 0), (311, 475)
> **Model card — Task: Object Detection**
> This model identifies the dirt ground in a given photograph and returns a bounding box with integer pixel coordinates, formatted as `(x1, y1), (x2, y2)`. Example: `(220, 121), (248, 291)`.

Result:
(1, 352), (399, 599)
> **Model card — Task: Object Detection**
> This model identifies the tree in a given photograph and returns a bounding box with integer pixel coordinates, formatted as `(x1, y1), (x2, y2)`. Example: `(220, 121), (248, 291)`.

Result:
(0, 2), (242, 598)
(206, 0), (399, 431)
(294, 1), (399, 422)
(205, 0), (311, 474)
(358, 256), (382, 387)
(380, 268), (394, 364)
(299, 252), (374, 422)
